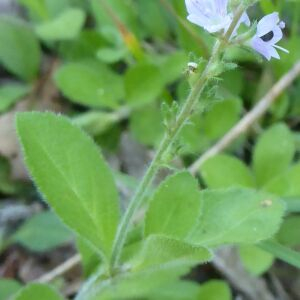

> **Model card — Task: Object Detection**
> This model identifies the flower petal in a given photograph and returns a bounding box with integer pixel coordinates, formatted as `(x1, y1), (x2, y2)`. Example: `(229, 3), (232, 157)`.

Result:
(214, 0), (228, 15)
(267, 25), (283, 44)
(257, 12), (280, 37)
(251, 36), (273, 60)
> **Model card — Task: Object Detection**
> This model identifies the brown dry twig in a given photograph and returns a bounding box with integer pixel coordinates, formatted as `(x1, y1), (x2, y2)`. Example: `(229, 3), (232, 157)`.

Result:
(36, 254), (81, 284)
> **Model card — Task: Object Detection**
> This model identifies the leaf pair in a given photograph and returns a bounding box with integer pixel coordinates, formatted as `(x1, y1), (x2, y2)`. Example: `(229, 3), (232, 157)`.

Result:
(145, 170), (285, 248)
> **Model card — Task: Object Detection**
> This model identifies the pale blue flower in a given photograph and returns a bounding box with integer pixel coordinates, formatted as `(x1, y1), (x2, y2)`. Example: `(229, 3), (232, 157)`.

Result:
(185, 0), (250, 35)
(251, 12), (289, 60)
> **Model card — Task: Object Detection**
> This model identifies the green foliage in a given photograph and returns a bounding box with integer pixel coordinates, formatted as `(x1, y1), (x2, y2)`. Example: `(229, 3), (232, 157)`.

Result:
(130, 104), (164, 147)
(125, 63), (164, 106)
(181, 98), (242, 153)
(276, 216), (300, 247)
(253, 124), (295, 186)
(145, 172), (201, 240)
(197, 280), (232, 300)
(201, 154), (255, 188)
(14, 283), (64, 300)
(203, 98), (241, 140)
(78, 235), (211, 300)
(0, 83), (30, 113)
(0, 17), (41, 81)
(135, 235), (211, 270)
(54, 61), (124, 108)
(0, 279), (22, 300)
(239, 245), (274, 276)
(16, 112), (120, 261)
(12, 211), (73, 252)
(4, 0), (300, 298)
(189, 188), (285, 247)
(35, 8), (86, 41)
(77, 236), (101, 277)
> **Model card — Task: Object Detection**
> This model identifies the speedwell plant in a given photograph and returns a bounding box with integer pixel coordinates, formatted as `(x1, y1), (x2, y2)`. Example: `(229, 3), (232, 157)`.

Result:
(15, 0), (290, 299)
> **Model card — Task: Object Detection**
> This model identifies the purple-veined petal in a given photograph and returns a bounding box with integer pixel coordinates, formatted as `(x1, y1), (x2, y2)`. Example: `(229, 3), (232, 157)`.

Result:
(185, 0), (232, 33)
(187, 13), (211, 28)
(214, 0), (228, 15)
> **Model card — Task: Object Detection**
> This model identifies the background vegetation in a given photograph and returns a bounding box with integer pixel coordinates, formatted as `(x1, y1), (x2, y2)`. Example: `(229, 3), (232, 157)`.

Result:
(0, 0), (299, 299)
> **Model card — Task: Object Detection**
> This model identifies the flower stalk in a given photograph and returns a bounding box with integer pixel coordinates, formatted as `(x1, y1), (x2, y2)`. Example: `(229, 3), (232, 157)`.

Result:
(109, 4), (246, 273)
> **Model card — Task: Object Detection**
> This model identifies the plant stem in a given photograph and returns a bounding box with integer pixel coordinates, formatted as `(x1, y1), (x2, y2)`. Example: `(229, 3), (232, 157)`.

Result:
(110, 4), (246, 272)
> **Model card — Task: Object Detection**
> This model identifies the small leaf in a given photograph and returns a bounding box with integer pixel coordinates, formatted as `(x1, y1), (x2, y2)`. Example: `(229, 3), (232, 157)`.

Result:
(125, 63), (164, 106)
(0, 16), (41, 81)
(54, 61), (124, 108)
(197, 280), (232, 300)
(201, 154), (255, 188)
(16, 112), (120, 260)
(14, 283), (64, 300)
(203, 98), (241, 140)
(130, 104), (164, 147)
(0, 279), (22, 300)
(97, 47), (127, 64)
(12, 211), (73, 252)
(35, 8), (86, 41)
(253, 124), (295, 186)
(145, 172), (201, 239)
(135, 235), (211, 270)
(239, 245), (274, 276)
(156, 51), (188, 85)
(189, 188), (285, 247)
(0, 83), (30, 112)
(276, 216), (300, 247)
(73, 111), (119, 136)
(264, 163), (300, 197)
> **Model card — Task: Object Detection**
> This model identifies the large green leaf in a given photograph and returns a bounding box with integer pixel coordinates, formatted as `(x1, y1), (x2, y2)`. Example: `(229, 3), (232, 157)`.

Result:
(16, 112), (120, 260)
(0, 17), (41, 81)
(189, 188), (285, 247)
(36, 8), (86, 41)
(145, 172), (201, 239)
(253, 124), (295, 186)
(14, 284), (63, 300)
(201, 154), (255, 189)
(55, 61), (124, 108)
(12, 211), (73, 252)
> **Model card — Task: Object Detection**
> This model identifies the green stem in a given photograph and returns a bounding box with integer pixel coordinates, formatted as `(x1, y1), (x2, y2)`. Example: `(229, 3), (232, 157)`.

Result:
(109, 4), (246, 273)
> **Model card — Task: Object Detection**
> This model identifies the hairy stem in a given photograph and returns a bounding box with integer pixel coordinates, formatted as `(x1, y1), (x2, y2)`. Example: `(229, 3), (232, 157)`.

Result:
(109, 5), (246, 272)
